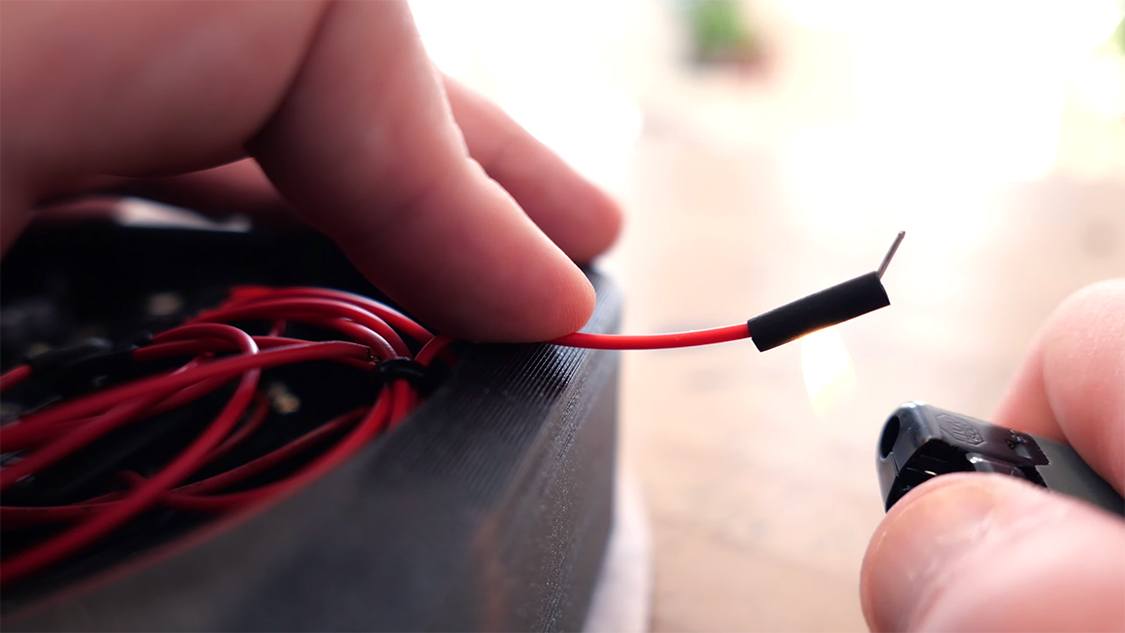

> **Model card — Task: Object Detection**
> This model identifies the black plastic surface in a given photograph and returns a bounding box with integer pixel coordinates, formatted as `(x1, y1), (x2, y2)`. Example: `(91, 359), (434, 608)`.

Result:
(2, 222), (621, 631)
(748, 271), (889, 351)
(1035, 436), (1125, 516)
(877, 402), (1123, 516)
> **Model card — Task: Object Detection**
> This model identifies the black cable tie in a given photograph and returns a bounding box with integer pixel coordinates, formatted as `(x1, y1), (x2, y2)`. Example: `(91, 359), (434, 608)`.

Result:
(375, 358), (445, 394)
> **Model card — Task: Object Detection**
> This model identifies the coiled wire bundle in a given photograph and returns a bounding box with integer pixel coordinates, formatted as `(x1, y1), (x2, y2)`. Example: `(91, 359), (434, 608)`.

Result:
(0, 286), (452, 586)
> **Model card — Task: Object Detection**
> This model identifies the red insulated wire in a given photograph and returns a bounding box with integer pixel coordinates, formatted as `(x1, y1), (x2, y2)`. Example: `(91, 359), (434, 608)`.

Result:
(168, 343), (447, 513)
(137, 408), (366, 512)
(291, 316), (398, 361)
(0, 365), (31, 393)
(0, 497), (121, 528)
(1, 254), (904, 583)
(0, 324), (262, 584)
(227, 286), (433, 344)
(202, 393), (272, 465)
(551, 323), (751, 349)
(0, 370), (229, 453)
(0, 356), (213, 453)
(2, 337), (249, 451)
(0, 340), (368, 485)
(0, 396), (157, 491)
(153, 386), (398, 513)
(0, 278), (754, 585)
(134, 336), (374, 374)
(0, 419), (88, 453)
(172, 314), (398, 361)
(134, 335), (310, 362)
(416, 335), (454, 366)
(1, 341), (370, 437)
(171, 407), (362, 495)
(0, 339), (238, 491)
(165, 343), (448, 514)
(0, 408), (363, 528)
(193, 297), (409, 357)
(0, 288), (448, 583)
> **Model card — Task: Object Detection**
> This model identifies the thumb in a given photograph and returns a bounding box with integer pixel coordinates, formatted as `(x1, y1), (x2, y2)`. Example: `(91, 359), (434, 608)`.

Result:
(861, 473), (1125, 632)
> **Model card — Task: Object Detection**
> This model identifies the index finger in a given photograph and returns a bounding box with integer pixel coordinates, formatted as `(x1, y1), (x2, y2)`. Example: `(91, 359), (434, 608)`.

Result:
(249, 0), (594, 342)
(994, 279), (1125, 492)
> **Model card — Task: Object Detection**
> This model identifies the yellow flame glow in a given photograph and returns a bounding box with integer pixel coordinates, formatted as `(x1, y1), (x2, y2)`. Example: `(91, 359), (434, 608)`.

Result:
(800, 329), (857, 416)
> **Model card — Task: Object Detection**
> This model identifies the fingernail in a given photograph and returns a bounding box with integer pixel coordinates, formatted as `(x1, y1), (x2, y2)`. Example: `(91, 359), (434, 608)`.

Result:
(862, 476), (1003, 632)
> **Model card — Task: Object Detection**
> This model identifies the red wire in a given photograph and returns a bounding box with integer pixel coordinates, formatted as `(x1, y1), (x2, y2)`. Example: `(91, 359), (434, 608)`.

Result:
(228, 286), (433, 343)
(154, 386), (398, 513)
(0, 408), (363, 528)
(1, 341), (369, 439)
(202, 393), (272, 465)
(551, 323), (751, 349)
(0, 344), (234, 491)
(0, 365), (31, 393)
(194, 297), (409, 357)
(0, 281), (753, 585)
(135, 336), (374, 374)
(0, 324), (262, 584)
(0, 370), (228, 453)
(0, 396), (156, 491)
(293, 316), (397, 361)
(168, 343), (448, 514)
(173, 408), (361, 495)
(0, 288), (447, 583)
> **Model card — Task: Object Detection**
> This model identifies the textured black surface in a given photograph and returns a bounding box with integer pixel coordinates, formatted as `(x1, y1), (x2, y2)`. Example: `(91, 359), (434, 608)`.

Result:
(2, 223), (621, 631)
(748, 271), (889, 351)
(878, 402), (1123, 516)
(1036, 436), (1125, 516)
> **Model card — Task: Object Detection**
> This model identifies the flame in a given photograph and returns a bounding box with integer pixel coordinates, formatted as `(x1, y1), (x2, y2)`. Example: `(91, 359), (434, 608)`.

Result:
(800, 329), (857, 415)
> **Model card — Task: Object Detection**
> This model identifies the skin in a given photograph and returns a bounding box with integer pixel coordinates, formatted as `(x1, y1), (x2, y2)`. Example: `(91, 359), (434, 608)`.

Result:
(0, 0), (622, 341)
(862, 279), (1125, 632)
(3, 4), (1120, 630)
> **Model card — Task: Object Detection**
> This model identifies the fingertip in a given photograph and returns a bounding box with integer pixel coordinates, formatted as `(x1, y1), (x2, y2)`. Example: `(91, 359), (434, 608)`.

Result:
(541, 264), (598, 340)
(570, 185), (625, 264)
(334, 162), (598, 344)
(1049, 278), (1125, 319)
(419, 165), (599, 343)
(548, 260), (598, 333)
(450, 250), (596, 343)
(862, 473), (1125, 632)
(861, 474), (1007, 632)
(562, 263), (599, 332)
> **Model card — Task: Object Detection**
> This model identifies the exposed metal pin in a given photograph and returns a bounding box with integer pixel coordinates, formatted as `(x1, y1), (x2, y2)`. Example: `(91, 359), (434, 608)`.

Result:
(877, 231), (906, 279)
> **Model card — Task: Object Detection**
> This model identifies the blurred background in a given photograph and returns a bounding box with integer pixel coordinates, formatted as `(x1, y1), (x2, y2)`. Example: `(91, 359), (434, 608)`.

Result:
(413, 1), (1125, 630)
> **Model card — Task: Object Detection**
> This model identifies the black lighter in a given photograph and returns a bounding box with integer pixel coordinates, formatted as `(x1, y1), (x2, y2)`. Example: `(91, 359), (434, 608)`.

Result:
(876, 402), (1123, 516)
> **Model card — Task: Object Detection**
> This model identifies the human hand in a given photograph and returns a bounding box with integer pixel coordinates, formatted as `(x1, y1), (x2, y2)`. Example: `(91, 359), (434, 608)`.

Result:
(861, 280), (1125, 631)
(0, 0), (621, 341)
